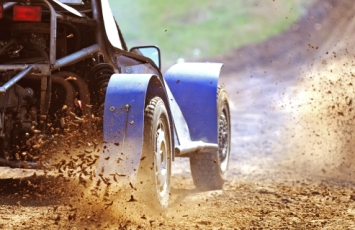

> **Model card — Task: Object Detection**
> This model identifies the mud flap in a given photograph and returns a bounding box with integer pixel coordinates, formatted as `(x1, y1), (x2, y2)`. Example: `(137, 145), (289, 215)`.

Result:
(97, 74), (157, 183)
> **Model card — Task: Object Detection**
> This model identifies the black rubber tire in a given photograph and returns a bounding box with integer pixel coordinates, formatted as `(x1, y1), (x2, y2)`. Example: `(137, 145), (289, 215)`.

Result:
(136, 96), (172, 210)
(190, 86), (231, 191)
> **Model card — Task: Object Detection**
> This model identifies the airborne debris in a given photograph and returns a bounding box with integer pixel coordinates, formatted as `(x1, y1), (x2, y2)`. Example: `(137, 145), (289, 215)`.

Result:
(129, 182), (136, 190)
(128, 195), (137, 202)
(104, 201), (113, 209)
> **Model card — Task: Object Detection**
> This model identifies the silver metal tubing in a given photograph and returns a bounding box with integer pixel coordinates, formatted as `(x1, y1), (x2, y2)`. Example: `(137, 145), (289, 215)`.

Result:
(91, 0), (104, 48)
(43, 0), (57, 66)
(90, 0), (117, 69)
(3, 2), (16, 10)
(53, 44), (101, 70)
(0, 65), (34, 94)
(0, 65), (27, 72)
(0, 64), (49, 73)
(175, 141), (218, 156)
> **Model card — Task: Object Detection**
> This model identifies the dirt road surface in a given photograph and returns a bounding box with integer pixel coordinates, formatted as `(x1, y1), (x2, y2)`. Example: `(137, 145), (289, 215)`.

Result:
(2, 0), (355, 229)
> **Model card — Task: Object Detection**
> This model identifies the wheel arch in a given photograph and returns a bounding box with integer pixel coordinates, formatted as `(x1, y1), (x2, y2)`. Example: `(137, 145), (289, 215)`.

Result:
(164, 62), (223, 144)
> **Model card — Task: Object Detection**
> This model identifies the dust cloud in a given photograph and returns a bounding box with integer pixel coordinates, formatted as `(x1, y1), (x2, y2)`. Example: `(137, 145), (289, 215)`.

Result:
(220, 0), (355, 185)
(278, 54), (355, 181)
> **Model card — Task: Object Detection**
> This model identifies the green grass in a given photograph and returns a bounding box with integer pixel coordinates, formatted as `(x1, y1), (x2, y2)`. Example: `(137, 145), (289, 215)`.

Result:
(109, 0), (315, 68)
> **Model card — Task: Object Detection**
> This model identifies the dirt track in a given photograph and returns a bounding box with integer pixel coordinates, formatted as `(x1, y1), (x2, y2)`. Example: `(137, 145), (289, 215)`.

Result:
(2, 0), (355, 229)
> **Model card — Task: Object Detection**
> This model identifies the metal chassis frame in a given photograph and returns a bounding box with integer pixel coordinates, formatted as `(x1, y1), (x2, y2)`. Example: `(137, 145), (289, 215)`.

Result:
(0, 0), (166, 170)
(0, 0), (114, 168)
(0, 0), (114, 115)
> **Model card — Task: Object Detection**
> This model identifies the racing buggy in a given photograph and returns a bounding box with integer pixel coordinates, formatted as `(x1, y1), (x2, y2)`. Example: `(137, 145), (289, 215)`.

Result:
(0, 0), (231, 209)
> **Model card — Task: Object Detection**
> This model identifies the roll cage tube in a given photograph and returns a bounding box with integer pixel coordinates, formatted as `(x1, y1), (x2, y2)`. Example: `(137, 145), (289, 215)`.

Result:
(0, 0), (157, 73)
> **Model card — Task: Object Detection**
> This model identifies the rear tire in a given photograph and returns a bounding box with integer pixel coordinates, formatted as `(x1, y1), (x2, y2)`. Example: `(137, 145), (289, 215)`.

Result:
(190, 87), (231, 191)
(137, 96), (172, 210)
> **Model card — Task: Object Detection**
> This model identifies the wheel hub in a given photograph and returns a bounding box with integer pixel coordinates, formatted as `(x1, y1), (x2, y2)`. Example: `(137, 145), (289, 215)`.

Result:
(155, 123), (169, 199)
(219, 109), (229, 172)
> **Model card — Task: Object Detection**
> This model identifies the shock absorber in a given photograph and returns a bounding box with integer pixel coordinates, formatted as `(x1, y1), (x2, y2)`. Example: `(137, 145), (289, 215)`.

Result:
(89, 63), (114, 115)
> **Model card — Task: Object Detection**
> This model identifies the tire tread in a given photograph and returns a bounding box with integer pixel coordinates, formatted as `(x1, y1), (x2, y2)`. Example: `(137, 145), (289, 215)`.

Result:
(189, 86), (230, 191)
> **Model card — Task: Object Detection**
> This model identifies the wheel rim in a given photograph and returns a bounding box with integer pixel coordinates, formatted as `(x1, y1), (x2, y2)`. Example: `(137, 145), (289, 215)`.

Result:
(154, 119), (169, 201)
(219, 106), (230, 172)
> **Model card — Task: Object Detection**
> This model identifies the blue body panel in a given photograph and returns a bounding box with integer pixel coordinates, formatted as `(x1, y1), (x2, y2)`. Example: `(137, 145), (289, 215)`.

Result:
(164, 63), (223, 144)
(97, 74), (155, 181)
(97, 62), (222, 180)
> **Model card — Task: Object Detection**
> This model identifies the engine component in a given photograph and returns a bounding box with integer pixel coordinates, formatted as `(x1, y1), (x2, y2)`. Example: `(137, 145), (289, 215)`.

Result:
(0, 75), (37, 160)
(55, 71), (91, 119)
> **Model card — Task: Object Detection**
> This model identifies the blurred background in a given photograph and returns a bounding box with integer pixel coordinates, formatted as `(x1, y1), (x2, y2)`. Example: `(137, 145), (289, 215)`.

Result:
(108, 0), (355, 180)
(108, 0), (315, 70)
